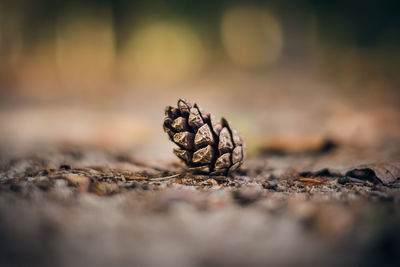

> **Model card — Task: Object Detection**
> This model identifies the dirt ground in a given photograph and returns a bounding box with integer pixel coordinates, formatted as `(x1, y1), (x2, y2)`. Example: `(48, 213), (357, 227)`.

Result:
(0, 140), (399, 267)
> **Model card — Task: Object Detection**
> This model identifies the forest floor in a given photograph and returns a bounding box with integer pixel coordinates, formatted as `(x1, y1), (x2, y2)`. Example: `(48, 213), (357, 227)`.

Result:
(0, 141), (399, 267)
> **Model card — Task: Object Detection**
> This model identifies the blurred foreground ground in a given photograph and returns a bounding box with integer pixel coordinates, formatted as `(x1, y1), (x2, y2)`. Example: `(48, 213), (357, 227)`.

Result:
(1, 138), (400, 267)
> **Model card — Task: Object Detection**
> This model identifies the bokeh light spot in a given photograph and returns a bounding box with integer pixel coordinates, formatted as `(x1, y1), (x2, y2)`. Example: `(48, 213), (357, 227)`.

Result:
(221, 6), (283, 69)
(121, 21), (206, 85)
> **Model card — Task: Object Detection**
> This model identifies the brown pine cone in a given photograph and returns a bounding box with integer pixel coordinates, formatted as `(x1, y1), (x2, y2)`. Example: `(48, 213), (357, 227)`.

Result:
(163, 99), (245, 175)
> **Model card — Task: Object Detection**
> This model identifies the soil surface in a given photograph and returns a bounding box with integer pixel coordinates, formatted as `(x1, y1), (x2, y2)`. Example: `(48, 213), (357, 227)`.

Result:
(1, 143), (400, 267)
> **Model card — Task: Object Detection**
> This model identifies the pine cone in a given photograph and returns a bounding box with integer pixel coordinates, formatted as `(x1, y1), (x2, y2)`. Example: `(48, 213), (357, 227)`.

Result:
(163, 99), (245, 175)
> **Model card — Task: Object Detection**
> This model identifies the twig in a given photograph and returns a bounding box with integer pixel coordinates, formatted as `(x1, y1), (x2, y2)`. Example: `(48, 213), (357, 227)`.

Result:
(149, 173), (181, 181)
(298, 177), (323, 184)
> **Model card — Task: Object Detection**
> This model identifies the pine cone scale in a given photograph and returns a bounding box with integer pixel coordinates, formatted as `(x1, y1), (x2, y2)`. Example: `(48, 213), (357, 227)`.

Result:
(192, 145), (214, 164)
(194, 124), (214, 149)
(171, 117), (188, 132)
(232, 146), (243, 164)
(173, 132), (194, 150)
(215, 153), (231, 171)
(218, 127), (234, 154)
(173, 148), (192, 163)
(163, 99), (245, 175)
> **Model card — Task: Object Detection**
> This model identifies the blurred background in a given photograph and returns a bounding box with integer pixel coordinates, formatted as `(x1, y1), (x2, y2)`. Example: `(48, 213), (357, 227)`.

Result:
(1, 0), (399, 160)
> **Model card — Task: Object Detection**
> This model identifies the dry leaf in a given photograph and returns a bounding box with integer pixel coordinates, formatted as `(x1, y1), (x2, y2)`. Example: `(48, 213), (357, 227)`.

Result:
(172, 178), (182, 184)
(345, 162), (400, 185)
(300, 162), (400, 185)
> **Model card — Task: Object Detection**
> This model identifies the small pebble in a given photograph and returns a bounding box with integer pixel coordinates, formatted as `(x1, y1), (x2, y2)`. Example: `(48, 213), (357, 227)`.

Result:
(60, 164), (71, 170)
(262, 181), (278, 190)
